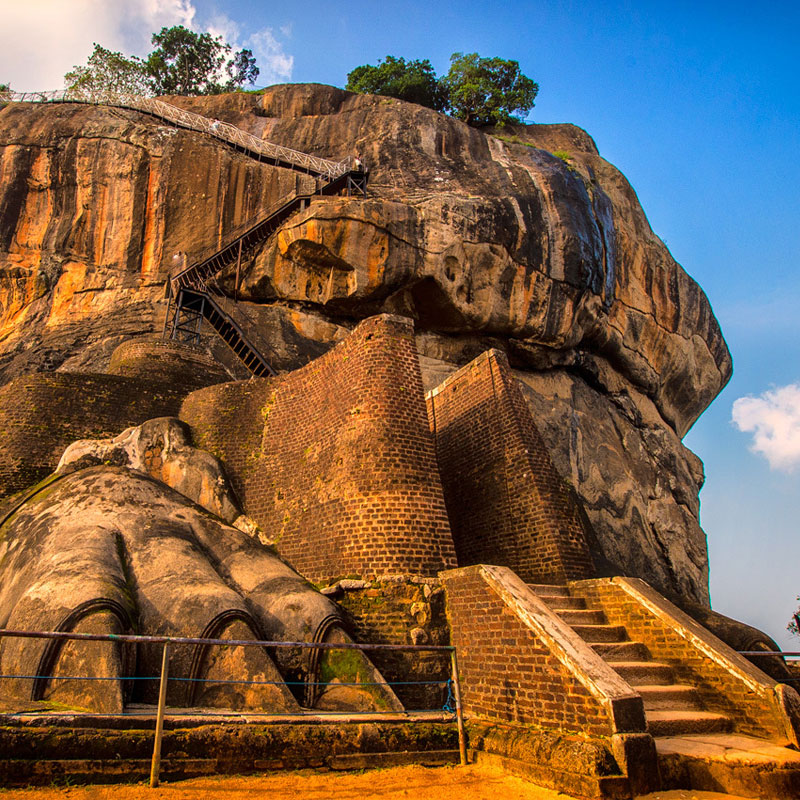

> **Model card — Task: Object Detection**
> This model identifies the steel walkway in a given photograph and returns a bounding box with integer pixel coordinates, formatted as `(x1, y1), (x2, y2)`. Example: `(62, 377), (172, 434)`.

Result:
(2, 89), (367, 376)
(1, 89), (351, 181)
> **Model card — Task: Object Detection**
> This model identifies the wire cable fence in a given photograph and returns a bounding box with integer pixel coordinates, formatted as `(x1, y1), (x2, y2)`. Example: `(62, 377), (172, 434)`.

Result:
(0, 628), (467, 786)
(0, 89), (352, 182)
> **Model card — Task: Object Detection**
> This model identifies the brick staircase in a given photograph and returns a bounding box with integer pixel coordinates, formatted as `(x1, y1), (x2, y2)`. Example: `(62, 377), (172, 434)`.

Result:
(529, 584), (731, 738)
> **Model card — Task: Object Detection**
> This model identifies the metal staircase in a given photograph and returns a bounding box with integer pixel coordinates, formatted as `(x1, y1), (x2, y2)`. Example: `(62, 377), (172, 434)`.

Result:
(163, 163), (366, 374)
(166, 288), (276, 378)
(3, 89), (369, 377)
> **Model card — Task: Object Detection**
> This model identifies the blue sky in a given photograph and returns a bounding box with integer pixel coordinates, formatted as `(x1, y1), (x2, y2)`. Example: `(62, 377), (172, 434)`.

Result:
(2, 0), (799, 647)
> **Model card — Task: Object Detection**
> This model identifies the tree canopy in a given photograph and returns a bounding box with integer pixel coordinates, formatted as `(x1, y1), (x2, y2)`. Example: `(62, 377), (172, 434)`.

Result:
(789, 600), (800, 638)
(345, 52), (538, 127)
(442, 53), (538, 127)
(145, 26), (258, 96)
(64, 26), (259, 98)
(64, 45), (150, 99)
(346, 56), (447, 112)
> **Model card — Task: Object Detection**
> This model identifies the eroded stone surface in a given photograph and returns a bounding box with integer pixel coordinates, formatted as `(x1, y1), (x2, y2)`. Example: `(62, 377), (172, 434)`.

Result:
(0, 465), (397, 713)
(57, 416), (243, 526)
(0, 84), (732, 604)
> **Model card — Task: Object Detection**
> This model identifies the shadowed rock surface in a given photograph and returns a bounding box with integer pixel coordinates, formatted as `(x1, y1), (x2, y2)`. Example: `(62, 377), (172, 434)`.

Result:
(0, 84), (731, 604)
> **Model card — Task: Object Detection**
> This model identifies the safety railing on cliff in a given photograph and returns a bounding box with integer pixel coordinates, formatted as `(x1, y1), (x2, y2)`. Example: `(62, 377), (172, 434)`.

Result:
(0, 628), (467, 787)
(0, 89), (352, 182)
(1, 88), (368, 377)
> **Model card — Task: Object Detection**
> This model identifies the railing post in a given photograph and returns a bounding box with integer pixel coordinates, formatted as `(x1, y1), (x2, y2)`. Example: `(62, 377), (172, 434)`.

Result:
(235, 239), (243, 301)
(149, 642), (170, 788)
(450, 648), (468, 766)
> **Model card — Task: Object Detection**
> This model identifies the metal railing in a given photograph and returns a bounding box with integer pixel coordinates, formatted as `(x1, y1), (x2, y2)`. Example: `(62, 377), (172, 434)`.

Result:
(0, 89), (352, 182)
(0, 628), (467, 787)
(737, 650), (800, 685)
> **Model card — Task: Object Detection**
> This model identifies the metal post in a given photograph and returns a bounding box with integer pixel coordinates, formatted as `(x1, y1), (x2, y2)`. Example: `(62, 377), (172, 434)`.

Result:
(149, 642), (170, 788)
(161, 281), (173, 337)
(450, 648), (467, 766)
(235, 239), (243, 301)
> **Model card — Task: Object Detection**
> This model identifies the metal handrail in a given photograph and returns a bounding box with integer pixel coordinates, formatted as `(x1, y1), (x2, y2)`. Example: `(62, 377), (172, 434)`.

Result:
(0, 89), (351, 181)
(0, 627), (454, 651)
(0, 627), (467, 785)
(739, 651), (800, 657)
(170, 190), (307, 294)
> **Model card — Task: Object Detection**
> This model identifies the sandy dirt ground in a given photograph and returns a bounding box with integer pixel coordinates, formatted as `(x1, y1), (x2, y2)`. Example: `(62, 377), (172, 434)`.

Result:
(0, 765), (754, 800)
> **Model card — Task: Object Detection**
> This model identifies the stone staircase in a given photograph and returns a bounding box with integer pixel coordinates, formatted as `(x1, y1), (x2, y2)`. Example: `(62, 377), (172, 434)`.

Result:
(528, 584), (732, 738)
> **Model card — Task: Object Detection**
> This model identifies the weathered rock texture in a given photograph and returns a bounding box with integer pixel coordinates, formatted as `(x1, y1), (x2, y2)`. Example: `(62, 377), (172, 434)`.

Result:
(0, 464), (398, 712)
(0, 84), (731, 604)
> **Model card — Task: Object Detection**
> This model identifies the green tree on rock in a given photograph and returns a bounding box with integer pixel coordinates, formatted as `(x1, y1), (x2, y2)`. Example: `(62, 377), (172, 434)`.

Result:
(442, 52), (538, 127)
(63, 26), (260, 99)
(65, 44), (151, 99)
(346, 56), (448, 111)
(145, 25), (258, 96)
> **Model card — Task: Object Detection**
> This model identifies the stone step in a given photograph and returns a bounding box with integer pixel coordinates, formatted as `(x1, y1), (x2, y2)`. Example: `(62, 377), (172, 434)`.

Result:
(554, 608), (607, 625)
(636, 684), (703, 711)
(656, 733), (800, 799)
(647, 710), (731, 737)
(570, 624), (628, 643)
(612, 661), (676, 686)
(592, 641), (651, 662)
(540, 596), (587, 610)
(527, 583), (570, 597)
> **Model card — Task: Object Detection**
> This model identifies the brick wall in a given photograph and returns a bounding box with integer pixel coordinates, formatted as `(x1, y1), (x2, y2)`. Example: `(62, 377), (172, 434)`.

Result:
(441, 566), (615, 737)
(108, 336), (231, 390)
(575, 578), (792, 742)
(331, 576), (451, 710)
(0, 373), (188, 499)
(428, 349), (594, 584)
(181, 314), (457, 584)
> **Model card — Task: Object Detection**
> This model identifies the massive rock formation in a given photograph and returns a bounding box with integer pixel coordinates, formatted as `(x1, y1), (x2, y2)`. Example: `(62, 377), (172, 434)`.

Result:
(0, 84), (731, 605)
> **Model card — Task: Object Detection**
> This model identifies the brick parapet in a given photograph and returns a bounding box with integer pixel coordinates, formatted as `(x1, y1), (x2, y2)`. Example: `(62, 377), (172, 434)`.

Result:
(180, 314), (457, 584)
(441, 564), (645, 738)
(0, 372), (189, 499)
(108, 336), (231, 389)
(572, 577), (800, 746)
(427, 349), (594, 584)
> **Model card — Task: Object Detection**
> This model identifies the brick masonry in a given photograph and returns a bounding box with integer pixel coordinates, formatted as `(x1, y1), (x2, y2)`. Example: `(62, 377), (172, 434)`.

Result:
(427, 349), (595, 584)
(329, 576), (451, 710)
(108, 336), (231, 390)
(441, 565), (615, 738)
(181, 314), (458, 584)
(575, 578), (793, 742)
(0, 372), (189, 500)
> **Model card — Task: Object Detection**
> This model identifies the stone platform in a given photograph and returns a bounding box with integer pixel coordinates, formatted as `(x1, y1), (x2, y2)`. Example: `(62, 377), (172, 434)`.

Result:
(657, 733), (800, 798)
(0, 709), (459, 786)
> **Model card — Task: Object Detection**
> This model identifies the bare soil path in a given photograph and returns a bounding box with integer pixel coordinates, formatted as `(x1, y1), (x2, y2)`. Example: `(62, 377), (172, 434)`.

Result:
(0, 765), (752, 800)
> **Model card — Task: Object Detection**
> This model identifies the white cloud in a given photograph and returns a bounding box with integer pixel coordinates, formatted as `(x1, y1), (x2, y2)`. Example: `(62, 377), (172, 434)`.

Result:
(246, 28), (294, 85)
(0, 2), (293, 93)
(0, 0), (195, 92)
(200, 15), (294, 87)
(732, 384), (800, 471)
(204, 12), (241, 47)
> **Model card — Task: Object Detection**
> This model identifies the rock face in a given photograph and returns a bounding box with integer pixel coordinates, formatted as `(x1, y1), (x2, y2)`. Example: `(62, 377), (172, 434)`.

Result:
(0, 84), (731, 605)
(0, 463), (399, 713)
